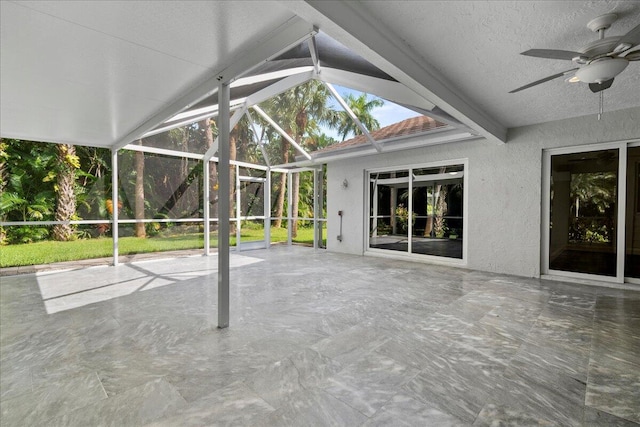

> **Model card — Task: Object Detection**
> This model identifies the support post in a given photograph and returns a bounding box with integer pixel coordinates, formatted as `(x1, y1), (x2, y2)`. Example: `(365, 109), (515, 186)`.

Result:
(218, 82), (231, 329)
(265, 169), (271, 249)
(287, 171), (293, 246)
(203, 160), (210, 255)
(317, 168), (324, 248)
(111, 149), (119, 266)
(236, 164), (241, 251)
(313, 168), (319, 250)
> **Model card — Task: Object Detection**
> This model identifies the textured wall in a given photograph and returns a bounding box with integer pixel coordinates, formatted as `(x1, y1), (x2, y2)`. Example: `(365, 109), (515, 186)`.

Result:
(327, 107), (640, 278)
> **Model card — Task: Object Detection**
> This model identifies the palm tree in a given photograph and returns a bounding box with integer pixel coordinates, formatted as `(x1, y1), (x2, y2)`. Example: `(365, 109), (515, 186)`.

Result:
(332, 93), (384, 140)
(261, 81), (333, 236)
(134, 139), (146, 238)
(52, 144), (79, 241)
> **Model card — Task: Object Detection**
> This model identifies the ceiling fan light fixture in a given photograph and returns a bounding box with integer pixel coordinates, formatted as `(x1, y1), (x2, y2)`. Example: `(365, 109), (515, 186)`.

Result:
(567, 75), (581, 83)
(574, 58), (628, 84)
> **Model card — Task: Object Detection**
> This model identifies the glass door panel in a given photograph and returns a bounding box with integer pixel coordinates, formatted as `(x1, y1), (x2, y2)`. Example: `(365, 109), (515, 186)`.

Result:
(369, 170), (409, 253)
(412, 166), (464, 259)
(625, 146), (640, 278)
(549, 149), (618, 276)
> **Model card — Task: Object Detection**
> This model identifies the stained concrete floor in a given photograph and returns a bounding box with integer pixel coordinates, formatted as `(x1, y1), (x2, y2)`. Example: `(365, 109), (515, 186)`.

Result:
(1, 246), (639, 426)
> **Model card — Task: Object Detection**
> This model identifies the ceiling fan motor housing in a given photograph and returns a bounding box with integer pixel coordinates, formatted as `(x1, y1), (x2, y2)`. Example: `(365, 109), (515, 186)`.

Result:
(579, 37), (621, 58)
(574, 58), (628, 83)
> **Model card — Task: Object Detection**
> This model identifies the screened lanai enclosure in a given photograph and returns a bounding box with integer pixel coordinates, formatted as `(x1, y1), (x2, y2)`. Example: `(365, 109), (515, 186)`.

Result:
(1, 24), (474, 328)
(2, 28), (468, 265)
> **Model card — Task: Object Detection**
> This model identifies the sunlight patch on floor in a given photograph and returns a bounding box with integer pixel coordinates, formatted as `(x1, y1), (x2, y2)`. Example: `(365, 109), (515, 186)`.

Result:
(37, 254), (263, 314)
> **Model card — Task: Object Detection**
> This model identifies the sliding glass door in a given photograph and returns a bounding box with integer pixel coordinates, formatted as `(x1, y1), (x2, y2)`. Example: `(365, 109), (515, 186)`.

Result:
(545, 141), (640, 282)
(549, 149), (618, 276)
(626, 146), (640, 279)
(368, 161), (466, 261)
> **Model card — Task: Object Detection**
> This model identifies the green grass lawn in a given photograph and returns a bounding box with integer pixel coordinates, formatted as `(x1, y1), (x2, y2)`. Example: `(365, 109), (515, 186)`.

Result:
(0, 227), (321, 267)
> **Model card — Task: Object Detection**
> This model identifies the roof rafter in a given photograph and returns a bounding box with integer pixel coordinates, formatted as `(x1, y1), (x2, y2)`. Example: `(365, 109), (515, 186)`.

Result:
(113, 16), (317, 150)
(323, 81), (382, 152)
(308, 35), (321, 75)
(245, 70), (315, 107)
(204, 106), (247, 162)
(294, 1), (507, 143)
(252, 105), (313, 161)
(245, 109), (271, 167)
(141, 99), (247, 139)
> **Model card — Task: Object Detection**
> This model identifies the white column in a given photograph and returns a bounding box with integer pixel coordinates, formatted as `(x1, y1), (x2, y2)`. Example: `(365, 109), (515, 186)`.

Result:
(111, 149), (119, 266)
(236, 164), (241, 251)
(313, 168), (319, 250)
(217, 82), (231, 328)
(203, 160), (210, 256)
(265, 169), (271, 249)
(287, 171), (293, 246)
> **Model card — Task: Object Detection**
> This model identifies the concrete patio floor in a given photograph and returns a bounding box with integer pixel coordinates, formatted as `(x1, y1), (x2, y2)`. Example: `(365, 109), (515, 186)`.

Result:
(1, 246), (639, 426)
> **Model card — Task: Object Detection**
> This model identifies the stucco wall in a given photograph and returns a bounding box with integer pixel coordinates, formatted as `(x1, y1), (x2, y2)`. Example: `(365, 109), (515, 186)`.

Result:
(326, 107), (640, 278)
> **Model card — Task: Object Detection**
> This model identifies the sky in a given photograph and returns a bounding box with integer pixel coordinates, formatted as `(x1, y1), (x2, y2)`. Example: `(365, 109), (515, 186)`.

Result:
(322, 85), (421, 141)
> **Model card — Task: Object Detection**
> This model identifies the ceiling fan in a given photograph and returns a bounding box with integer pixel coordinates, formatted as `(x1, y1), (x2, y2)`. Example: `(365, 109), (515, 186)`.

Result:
(510, 13), (640, 94)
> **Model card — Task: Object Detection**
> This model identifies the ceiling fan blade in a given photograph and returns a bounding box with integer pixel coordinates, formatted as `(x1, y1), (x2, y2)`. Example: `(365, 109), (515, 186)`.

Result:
(620, 45), (640, 60)
(589, 78), (614, 93)
(614, 23), (640, 52)
(521, 49), (582, 60)
(509, 68), (578, 93)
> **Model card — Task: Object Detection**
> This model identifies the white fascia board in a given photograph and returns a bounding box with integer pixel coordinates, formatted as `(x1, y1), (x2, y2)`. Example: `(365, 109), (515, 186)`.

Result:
(318, 67), (436, 113)
(245, 70), (314, 107)
(293, 129), (482, 166)
(113, 16), (316, 150)
(292, 1), (507, 143)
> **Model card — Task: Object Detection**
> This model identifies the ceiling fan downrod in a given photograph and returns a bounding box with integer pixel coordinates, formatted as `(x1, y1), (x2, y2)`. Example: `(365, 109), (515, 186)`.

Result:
(598, 91), (604, 121)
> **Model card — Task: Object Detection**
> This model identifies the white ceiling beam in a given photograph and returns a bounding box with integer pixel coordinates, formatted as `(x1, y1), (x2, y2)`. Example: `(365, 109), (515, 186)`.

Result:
(245, 70), (314, 107)
(293, 1), (507, 143)
(204, 106), (247, 161)
(323, 81), (382, 152)
(122, 143), (205, 160)
(141, 100), (246, 139)
(113, 16), (316, 150)
(252, 105), (312, 161)
(231, 66), (314, 89)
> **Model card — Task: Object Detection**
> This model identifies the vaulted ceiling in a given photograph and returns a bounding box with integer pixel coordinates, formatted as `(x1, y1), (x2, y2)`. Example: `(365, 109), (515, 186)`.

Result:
(1, 1), (639, 151)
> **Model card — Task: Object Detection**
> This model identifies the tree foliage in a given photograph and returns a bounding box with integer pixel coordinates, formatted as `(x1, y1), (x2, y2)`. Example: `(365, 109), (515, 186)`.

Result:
(1, 86), (385, 247)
